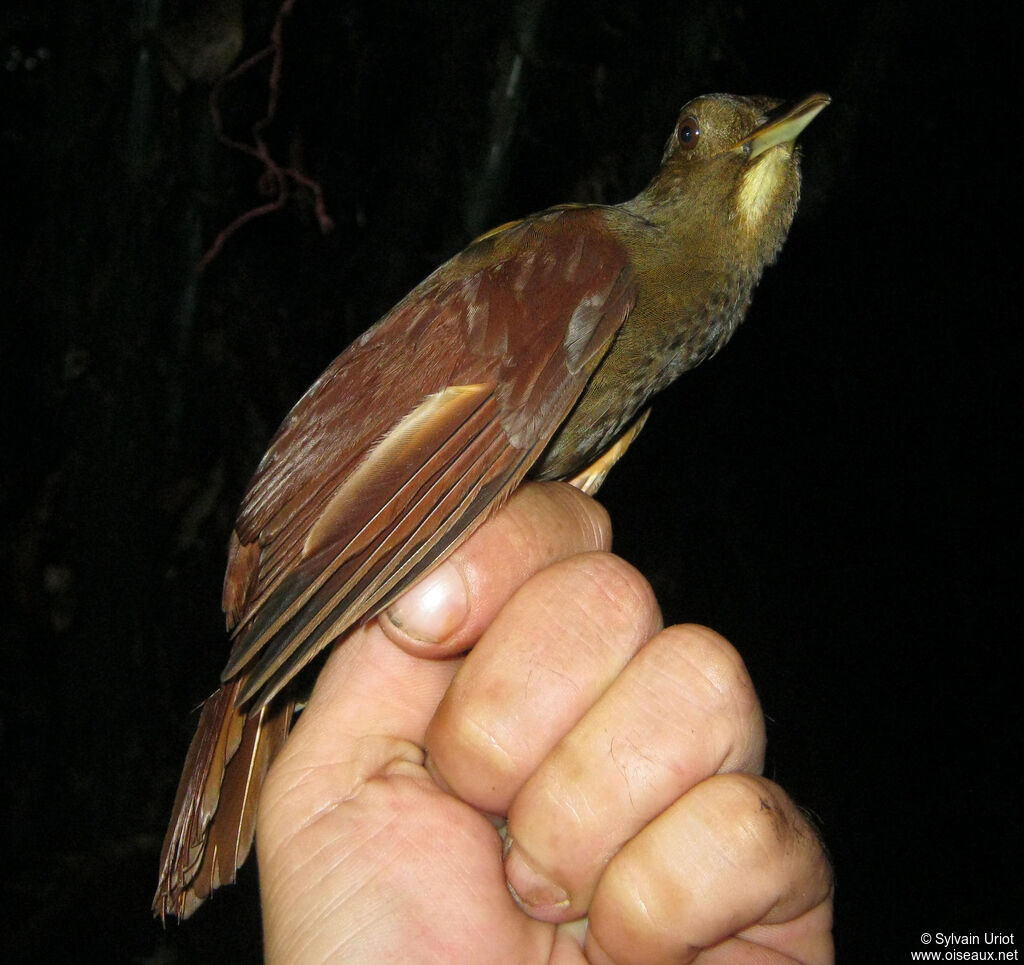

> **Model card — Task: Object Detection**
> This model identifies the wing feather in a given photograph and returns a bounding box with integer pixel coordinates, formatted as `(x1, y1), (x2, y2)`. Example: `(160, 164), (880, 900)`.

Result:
(223, 211), (637, 697)
(156, 206), (639, 917)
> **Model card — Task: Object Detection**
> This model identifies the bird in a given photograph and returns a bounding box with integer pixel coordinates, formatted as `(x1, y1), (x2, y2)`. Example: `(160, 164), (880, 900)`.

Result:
(154, 90), (829, 920)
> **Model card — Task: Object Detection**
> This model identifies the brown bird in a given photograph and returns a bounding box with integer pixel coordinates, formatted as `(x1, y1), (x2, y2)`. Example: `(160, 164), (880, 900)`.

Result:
(154, 91), (829, 919)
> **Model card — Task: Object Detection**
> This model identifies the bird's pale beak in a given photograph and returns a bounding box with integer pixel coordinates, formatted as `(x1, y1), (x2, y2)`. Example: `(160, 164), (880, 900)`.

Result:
(738, 93), (831, 157)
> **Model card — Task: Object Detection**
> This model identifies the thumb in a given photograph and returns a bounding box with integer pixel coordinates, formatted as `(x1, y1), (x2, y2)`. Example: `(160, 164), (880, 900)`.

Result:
(262, 620), (460, 809)
(256, 626), (512, 965)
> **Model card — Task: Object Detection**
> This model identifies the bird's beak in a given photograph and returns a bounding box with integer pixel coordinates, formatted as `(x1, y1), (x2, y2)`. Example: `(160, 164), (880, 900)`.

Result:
(738, 93), (831, 158)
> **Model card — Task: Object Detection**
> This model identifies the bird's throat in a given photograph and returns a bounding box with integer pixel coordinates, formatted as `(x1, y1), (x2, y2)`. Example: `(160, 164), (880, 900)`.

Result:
(735, 145), (796, 233)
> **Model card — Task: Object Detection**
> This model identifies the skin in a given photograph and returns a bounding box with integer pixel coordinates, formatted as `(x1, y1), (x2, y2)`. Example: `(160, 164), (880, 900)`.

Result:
(256, 482), (834, 964)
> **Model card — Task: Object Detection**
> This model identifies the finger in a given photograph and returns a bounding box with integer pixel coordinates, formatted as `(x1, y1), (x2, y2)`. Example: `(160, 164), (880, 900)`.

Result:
(584, 774), (834, 965)
(504, 625), (765, 921)
(260, 621), (459, 838)
(258, 483), (615, 963)
(425, 551), (663, 816)
(380, 481), (612, 656)
(259, 624), (553, 965)
(261, 483), (612, 877)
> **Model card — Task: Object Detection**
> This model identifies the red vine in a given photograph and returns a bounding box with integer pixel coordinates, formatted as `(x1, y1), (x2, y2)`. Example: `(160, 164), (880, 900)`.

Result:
(198, 0), (334, 272)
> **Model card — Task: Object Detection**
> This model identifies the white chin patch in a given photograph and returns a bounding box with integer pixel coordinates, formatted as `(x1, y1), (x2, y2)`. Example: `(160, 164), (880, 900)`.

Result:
(736, 146), (790, 230)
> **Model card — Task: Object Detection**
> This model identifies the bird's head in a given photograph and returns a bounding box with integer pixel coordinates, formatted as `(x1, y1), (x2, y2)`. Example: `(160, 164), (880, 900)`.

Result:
(633, 92), (829, 266)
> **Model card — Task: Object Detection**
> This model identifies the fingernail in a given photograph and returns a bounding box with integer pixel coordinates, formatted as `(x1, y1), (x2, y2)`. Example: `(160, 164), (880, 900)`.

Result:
(385, 562), (468, 644)
(503, 837), (570, 917)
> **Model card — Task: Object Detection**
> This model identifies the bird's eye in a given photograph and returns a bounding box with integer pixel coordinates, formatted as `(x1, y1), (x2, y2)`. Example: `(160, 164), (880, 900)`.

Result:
(676, 116), (700, 150)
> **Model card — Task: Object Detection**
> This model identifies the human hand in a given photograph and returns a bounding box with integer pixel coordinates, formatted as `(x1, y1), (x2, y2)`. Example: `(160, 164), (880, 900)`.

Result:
(256, 482), (833, 964)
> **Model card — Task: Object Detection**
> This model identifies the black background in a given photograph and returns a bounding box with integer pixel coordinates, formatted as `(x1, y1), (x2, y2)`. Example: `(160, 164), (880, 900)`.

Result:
(2, 1), (1018, 962)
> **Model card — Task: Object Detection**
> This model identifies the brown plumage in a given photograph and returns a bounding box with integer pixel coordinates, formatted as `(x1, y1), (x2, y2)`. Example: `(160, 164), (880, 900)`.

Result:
(154, 91), (828, 919)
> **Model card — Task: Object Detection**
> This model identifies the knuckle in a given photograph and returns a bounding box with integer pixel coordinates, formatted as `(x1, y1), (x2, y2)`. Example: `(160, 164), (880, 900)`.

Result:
(652, 625), (760, 722)
(450, 709), (518, 778)
(562, 484), (613, 551)
(708, 773), (795, 864)
(580, 550), (655, 607)
(524, 557), (657, 677)
(529, 550), (662, 672)
(624, 625), (766, 776)
(527, 480), (613, 552)
(426, 704), (523, 809)
(505, 482), (613, 558)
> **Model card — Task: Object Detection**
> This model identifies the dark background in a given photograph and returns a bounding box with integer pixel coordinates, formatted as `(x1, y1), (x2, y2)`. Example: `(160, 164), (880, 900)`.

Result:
(2, 0), (1018, 962)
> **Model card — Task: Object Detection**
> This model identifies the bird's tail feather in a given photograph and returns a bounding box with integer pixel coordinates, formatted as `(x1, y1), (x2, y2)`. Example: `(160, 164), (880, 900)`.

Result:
(153, 679), (293, 920)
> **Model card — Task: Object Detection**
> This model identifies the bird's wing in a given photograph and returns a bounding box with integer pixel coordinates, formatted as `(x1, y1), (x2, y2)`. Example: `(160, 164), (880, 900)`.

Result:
(154, 207), (636, 920)
(222, 208), (637, 708)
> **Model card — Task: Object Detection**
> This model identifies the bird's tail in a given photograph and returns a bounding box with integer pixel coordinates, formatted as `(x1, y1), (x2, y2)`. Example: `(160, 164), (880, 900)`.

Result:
(153, 679), (293, 920)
